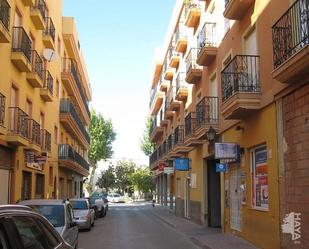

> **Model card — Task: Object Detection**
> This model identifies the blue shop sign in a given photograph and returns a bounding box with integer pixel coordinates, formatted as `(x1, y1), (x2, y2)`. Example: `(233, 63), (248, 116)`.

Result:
(174, 158), (190, 171)
(216, 163), (228, 172)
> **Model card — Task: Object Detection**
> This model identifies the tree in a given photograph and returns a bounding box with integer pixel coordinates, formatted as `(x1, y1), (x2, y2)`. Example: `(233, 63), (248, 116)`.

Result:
(86, 109), (116, 194)
(96, 164), (116, 193)
(114, 160), (136, 194)
(130, 167), (155, 197)
(140, 116), (155, 156)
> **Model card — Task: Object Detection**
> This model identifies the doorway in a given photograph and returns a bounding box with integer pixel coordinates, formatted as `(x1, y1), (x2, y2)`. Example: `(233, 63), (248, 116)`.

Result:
(184, 176), (190, 218)
(230, 165), (242, 231)
(207, 159), (221, 227)
(21, 171), (32, 200)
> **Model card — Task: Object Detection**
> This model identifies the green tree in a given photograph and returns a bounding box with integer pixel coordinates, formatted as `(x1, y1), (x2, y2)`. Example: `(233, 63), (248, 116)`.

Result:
(140, 116), (154, 156)
(96, 164), (116, 193)
(130, 167), (155, 195)
(86, 109), (116, 194)
(114, 160), (136, 194)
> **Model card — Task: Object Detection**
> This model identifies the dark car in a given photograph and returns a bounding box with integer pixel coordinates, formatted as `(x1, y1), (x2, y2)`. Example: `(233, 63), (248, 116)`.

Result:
(0, 205), (73, 249)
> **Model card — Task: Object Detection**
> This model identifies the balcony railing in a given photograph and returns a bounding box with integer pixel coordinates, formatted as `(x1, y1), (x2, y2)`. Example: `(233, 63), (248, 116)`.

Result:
(12, 27), (32, 62)
(62, 58), (90, 118)
(166, 86), (177, 108)
(197, 22), (216, 55)
(185, 112), (196, 138)
(272, 0), (308, 69)
(174, 22), (186, 43)
(43, 17), (55, 42)
(174, 125), (184, 146)
(176, 72), (187, 93)
(30, 50), (44, 80)
(221, 55), (260, 102)
(60, 99), (90, 143)
(167, 134), (173, 152)
(41, 129), (51, 152)
(29, 119), (41, 146)
(0, 0), (10, 31)
(31, 0), (47, 20)
(58, 144), (89, 171)
(196, 97), (219, 129)
(8, 107), (30, 139)
(149, 84), (158, 108)
(149, 114), (159, 135)
(185, 48), (200, 74)
(0, 93), (5, 126)
(43, 70), (53, 95)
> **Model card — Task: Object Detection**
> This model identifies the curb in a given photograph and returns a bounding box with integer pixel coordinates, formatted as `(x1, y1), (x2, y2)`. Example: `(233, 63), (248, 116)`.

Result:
(152, 212), (176, 229)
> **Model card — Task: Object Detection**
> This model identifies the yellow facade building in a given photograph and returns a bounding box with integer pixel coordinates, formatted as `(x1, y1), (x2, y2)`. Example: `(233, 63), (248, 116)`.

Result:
(149, 0), (308, 248)
(0, 0), (91, 204)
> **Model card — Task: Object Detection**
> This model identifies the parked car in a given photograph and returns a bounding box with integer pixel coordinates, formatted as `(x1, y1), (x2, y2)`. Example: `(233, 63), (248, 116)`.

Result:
(107, 193), (125, 203)
(70, 199), (95, 230)
(0, 205), (73, 249)
(87, 196), (106, 218)
(19, 199), (79, 249)
(102, 195), (109, 212)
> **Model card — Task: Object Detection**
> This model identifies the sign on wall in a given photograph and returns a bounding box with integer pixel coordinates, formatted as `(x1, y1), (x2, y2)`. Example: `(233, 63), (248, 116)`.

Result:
(174, 158), (190, 171)
(164, 167), (174, 175)
(216, 163), (228, 172)
(215, 143), (239, 160)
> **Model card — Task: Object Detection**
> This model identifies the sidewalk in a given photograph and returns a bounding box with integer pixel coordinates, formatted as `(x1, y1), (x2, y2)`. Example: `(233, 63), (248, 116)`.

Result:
(152, 205), (259, 249)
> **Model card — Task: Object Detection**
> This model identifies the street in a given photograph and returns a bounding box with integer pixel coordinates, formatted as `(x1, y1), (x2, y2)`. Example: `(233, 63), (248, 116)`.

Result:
(78, 202), (198, 249)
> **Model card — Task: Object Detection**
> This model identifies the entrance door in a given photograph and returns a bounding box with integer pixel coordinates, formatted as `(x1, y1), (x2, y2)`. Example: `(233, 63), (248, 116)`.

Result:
(22, 171), (32, 200)
(59, 178), (64, 199)
(230, 166), (242, 231)
(184, 177), (190, 218)
(0, 169), (10, 204)
(207, 159), (221, 227)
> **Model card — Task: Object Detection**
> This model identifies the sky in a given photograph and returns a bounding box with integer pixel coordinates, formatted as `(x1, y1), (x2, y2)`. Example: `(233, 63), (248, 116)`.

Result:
(63, 1), (176, 166)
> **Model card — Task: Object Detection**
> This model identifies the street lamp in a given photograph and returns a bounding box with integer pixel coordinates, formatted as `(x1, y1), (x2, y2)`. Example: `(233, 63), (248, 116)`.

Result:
(206, 126), (217, 141)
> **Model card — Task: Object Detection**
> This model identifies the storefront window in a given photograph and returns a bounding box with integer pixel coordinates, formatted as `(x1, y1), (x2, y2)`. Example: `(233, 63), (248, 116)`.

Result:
(251, 145), (268, 210)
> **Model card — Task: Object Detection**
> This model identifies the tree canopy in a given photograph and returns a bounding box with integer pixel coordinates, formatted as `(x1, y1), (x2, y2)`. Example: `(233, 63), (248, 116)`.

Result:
(95, 163), (116, 193)
(140, 116), (154, 156)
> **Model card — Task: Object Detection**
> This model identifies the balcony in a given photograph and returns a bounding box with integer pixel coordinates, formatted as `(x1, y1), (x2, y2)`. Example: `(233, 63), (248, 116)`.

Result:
(185, 48), (202, 84)
(61, 58), (91, 122)
(184, 0), (201, 28)
(185, 112), (203, 147)
(41, 129), (51, 152)
(11, 27), (32, 72)
(272, 0), (309, 84)
(224, 0), (255, 20)
(174, 22), (188, 53)
(40, 70), (53, 102)
(60, 99), (90, 148)
(173, 125), (192, 154)
(165, 86), (180, 116)
(0, 92), (5, 135)
(163, 59), (175, 80)
(28, 119), (41, 152)
(30, 0), (46, 30)
(150, 114), (164, 142)
(43, 17), (55, 49)
(221, 55), (261, 119)
(150, 84), (164, 115)
(0, 0), (10, 43)
(7, 107), (30, 146)
(175, 72), (188, 101)
(26, 50), (44, 88)
(149, 150), (158, 170)
(159, 73), (169, 92)
(197, 22), (217, 66)
(159, 108), (168, 127)
(168, 46), (181, 68)
(58, 144), (90, 177)
(195, 97), (219, 139)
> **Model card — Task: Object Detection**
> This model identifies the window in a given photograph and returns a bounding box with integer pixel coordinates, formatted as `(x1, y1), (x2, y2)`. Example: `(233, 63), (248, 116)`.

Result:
(251, 144), (268, 210)
(35, 174), (44, 199)
(39, 112), (45, 129)
(49, 166), (53, 186)
(0, 222), (9, 249)
(56, 80), (59, 97)
(25, 99), (32, 117)
(54, 126), (58, 144)
(22, 171), (32, 200)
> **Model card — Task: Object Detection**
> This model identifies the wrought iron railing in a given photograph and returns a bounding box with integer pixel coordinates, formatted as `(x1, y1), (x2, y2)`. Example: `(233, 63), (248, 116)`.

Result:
(272, 0), (308, 69)
(167, 134), (173, 152)
(0, 93), (5, 126)
(43, 17), (55, 42)
(174, 125), (184, 146)
(43, 70), (53, 95)
(62, 58), (91, 118)
(197, 22), (217, 55)
(60, 99), (90, 143)
(149, 84), (158, 109)
(196, 96), (219, 129)
(168, 45), (181, 62)
(221, 55), (260, 102)
(58, 144), (89, 171)
(41, 129), (51, 152)
(174, 21), (187, 43)
(185, 48), (201, 74)
(12, 27), (32, 62)
(8, 107), (30, 140)
(176, 72), (187, 94)
(0, 0), (10, 31)
(30, 50), (44, 80)
(29, 119), (41, 146)
(31, 0), (47, 20)
(185, 112), (196, 138)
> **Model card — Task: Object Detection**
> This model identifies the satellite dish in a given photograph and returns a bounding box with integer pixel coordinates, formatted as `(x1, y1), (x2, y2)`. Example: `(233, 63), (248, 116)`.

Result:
(43, 48), (58, 62)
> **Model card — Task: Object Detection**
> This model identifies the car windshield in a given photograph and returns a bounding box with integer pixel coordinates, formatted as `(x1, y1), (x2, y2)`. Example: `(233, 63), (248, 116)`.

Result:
(30, 205), (64, 227)
(88, 198), (97, 205)
(71, 200), (88, 210)
(114, 194), (120, 197)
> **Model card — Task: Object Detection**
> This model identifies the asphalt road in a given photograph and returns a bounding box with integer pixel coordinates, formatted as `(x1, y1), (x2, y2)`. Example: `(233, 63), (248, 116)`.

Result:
(78, 202), (198, 249)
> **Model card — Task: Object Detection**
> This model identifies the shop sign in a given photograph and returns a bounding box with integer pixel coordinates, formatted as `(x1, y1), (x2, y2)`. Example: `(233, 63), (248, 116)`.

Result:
(216, 163), (228, 172)
(158, 163), (166, 171)
(164, 167), (174, 175)
(24, 151), (46, 171)
(215, 143), (239, 160)
(174, 158), (189, 171)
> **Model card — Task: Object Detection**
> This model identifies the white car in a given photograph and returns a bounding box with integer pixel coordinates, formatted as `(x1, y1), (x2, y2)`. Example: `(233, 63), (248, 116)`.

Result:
(107, 193), (125, 203)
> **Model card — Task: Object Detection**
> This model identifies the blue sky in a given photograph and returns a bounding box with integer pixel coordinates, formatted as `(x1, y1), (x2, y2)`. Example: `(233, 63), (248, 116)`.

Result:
(63, 0), (175, 165)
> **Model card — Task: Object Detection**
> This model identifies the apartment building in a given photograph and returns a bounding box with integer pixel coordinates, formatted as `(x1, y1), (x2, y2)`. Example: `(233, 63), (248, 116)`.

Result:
(0, 0), (91, 203)
(148, 0), (308, 248)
